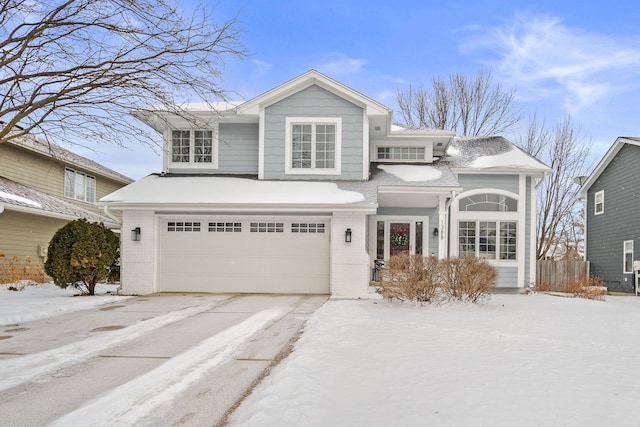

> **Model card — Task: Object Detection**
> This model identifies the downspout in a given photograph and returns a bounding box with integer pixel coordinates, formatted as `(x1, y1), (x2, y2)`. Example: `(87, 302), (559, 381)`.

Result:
(0, 204), (4, 214)
(443, 190), (458, 258)
(103, 206), (121, 225)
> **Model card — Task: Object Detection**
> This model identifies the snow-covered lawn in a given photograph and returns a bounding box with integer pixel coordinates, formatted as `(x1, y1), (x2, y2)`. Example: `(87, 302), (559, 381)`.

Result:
(0, 282), (127, 325)
(3, 284), (640, 426)
(229, 293), (640, 427)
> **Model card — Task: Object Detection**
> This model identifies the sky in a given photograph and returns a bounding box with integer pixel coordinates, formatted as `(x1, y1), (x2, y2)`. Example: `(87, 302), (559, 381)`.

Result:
(72, 0), (640, 180)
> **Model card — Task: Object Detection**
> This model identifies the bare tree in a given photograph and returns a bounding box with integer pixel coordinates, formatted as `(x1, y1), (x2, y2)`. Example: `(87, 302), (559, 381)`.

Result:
(395, 69), (520, 136)
(515, 115), (591, 260)
(0, 0), (246, 147)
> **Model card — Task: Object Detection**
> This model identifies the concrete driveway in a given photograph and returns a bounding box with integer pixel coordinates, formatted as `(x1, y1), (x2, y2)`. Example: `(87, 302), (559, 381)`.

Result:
(0, 293), (328, 427)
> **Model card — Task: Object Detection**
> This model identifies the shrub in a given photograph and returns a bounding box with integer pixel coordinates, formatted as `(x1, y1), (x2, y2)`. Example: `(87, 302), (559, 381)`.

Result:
(439, 257), (497, 302)
(534, 280), (552, 292)
(379, 255), (497, 303)
(378, 254), (439, 303)
(563, 276), (606, 300)
(0, 254), (45, 285)
(44, 219), (119, 295)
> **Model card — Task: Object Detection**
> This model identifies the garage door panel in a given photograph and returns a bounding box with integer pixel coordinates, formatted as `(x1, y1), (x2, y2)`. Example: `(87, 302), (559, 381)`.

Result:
(160, 218), (330, 294)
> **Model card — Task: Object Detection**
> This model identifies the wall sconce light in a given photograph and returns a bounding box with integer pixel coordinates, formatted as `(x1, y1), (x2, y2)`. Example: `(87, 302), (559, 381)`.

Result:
(345, 228), (352, 243)
(433, 227), (439, 237)
(131, 227), (141, 241)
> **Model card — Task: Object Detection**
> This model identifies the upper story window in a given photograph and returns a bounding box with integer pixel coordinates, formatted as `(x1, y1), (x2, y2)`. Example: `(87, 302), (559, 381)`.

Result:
(169, 129), (218, 168)
(594, 190), (604, 215)
(459, 193), (517, 212)
(285, 117), (342, 175)
(378, 146), (425, 161)
(64, 168), (96, 203)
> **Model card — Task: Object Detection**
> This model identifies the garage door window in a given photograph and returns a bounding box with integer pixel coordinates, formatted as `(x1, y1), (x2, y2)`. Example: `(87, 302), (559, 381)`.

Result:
(167, 221), (201, 232)
(250, 222), (284, 233)
(292, 223), (325, 233)
(208, 222), (242, 232)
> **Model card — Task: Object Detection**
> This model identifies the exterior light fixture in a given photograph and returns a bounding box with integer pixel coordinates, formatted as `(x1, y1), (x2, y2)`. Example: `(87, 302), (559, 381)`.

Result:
(345, 228), (352, 243)
(131, 227), (141, 241)
(433, 227), (439, 237)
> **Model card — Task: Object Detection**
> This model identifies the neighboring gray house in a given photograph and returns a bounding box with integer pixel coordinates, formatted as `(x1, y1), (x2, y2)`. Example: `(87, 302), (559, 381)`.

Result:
(101, 70), (550, 297)
(578, 137), (640, 293)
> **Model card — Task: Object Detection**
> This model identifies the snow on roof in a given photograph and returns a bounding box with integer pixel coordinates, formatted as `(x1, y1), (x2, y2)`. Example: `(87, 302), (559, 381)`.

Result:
(377, 165), (443, 182)
(0, 177), (118, 225)
(444, 136), (550, 171)
(100, 175), (367, 206)
(6, 130), (133, 184)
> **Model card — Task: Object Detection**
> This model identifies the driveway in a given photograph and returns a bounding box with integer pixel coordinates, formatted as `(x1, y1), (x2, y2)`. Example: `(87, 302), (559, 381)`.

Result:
(0, 293), (328, 427)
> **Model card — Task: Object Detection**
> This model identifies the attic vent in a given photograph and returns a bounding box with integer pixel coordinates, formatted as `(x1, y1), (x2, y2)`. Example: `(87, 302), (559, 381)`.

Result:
(374, 126), (381, 131)
(437, 142), (443, 146)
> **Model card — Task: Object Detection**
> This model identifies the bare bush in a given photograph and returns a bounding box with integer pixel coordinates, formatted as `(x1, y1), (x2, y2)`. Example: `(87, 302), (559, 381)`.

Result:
(0, 254), (45, 285)
(379, 254), (439, 303)
(563, 276), (606, 300)
(439, 257), (497, 302)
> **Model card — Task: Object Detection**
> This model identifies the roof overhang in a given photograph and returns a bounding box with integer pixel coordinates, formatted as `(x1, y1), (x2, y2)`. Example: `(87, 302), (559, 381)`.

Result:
(0, 202), (119, 227)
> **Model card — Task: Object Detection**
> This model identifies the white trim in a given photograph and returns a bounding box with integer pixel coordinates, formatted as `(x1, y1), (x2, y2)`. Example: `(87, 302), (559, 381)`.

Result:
(624, 240), (634, 274)
(362, 110), (370, 180)
(594, 190), (604, 215)
(517, 175), (527, 287)
(258, 106), (265, 179)
(284, 117), (342, 176)
(529, 176), (538, 286)
(166, 126), (219, 170)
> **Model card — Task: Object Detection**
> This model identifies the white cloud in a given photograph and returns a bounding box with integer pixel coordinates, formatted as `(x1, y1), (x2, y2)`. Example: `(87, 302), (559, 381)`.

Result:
(316, 52), (368, 75)
(461, 12), (640, 115)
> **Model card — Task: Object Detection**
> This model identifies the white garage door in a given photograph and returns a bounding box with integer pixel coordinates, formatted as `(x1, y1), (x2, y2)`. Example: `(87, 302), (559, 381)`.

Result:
(159, 217), (330, 294)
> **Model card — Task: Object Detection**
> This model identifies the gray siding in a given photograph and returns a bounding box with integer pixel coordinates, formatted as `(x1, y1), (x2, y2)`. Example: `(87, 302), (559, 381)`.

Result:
(217, 123), (259, 174)
(496, 266), (518, 287)
(587, 143), (640, 292)
(263, 85), (364, 180)
(457, 174), (520, 195)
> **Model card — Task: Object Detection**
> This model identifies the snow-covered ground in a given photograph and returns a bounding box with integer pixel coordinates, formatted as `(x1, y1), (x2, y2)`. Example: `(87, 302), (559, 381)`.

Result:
(0, 282), (127, 325)
(228, 294), (640, 427)
(3, 284), (640, 426)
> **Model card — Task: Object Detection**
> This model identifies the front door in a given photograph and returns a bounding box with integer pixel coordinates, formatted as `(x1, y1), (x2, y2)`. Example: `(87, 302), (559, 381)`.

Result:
(389, 222), (411, 257)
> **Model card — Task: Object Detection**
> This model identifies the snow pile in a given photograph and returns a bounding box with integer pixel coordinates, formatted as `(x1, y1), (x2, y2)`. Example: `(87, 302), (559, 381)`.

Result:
(229, 294), (640, 426)
(471, 147), (544, 169)
(377, 164), (443, 182)
(0, 190), (41, 208)
(0, 283), (127, 325)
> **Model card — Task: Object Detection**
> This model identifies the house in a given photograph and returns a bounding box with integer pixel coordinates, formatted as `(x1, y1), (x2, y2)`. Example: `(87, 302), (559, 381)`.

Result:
(0, 130), (133, 268)
(578, 136), (640, 293)
(101, 70), (550, 297)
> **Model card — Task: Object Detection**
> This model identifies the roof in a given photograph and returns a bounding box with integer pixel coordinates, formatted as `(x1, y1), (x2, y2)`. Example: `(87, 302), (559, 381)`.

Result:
(577, 136), (640, 198)
(237, 70), (391, 116)
(0, 176), (119, 226)
(443, 136), (551, 172)
(5, 130), (133, 185)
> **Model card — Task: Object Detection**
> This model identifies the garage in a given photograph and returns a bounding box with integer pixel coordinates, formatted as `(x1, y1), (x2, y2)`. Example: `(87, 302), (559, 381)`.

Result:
(159, 217), (331, 294)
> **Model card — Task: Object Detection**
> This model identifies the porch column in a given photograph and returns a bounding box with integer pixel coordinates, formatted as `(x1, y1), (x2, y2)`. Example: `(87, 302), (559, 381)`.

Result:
(438, 195), (448, 258)
(330, 211), (370, 298)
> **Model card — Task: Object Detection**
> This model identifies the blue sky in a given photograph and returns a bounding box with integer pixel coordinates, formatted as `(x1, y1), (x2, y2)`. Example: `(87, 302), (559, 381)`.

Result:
(85, 0), (640, 180)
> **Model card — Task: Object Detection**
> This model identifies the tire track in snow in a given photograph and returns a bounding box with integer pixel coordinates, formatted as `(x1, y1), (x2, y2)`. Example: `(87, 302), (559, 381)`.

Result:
(0, 303), (217, 392)
(48, 307), (289, 427)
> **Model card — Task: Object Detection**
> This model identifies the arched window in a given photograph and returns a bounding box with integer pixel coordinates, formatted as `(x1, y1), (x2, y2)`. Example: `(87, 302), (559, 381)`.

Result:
(459, 193), (517, 212)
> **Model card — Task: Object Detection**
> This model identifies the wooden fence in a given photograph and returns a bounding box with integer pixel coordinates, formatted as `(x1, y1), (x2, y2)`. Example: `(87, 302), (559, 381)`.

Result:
(536, 260), (590, 290)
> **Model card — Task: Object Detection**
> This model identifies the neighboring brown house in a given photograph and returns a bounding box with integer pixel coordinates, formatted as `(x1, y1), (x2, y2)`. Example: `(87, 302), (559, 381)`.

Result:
(0, 132), (133, 265)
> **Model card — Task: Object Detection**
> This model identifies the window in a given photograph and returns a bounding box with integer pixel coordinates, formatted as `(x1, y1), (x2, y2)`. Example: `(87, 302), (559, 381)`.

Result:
(594, 190), (604, 215)
(170, 129), (217, 167)
(64, 168), (96, 203)
(377, 147), (425, 160)
(624, 240), (634, 274)
(459, 194), (517, 212)
(291, 223), (325, 233)
(167, 221), (201, 232)
(286, 117), (341, 174)
(250, 222), (283, 233)
(208, 222), (241, 232)
(459, 221), (516, 260)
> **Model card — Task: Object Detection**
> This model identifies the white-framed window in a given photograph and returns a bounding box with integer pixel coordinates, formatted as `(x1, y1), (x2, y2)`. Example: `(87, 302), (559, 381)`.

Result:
(169, 128), (218, 168)
(208, 222), (242, 232)
(459, 193), (518, 212)
(291, 223), (326, 233)
(167, 221), (201, 232)
(285, 117), (341, 175)
(250, 222), (284, 233)
(459, 220), (517, 260)
(377, 146), (425, 160)
(624, 240), (634, 273)
(594, 190), (604, 215)
(64, 168), (96, 203)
